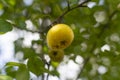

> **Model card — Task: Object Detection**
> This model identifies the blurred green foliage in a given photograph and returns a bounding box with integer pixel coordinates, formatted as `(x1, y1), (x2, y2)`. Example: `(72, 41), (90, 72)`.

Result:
(0, 0), (120, 80)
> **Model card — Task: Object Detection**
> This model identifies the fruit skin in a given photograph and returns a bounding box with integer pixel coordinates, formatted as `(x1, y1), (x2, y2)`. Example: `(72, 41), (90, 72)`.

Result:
(46, 24), (74, 50)
(48, 49), (64, 62)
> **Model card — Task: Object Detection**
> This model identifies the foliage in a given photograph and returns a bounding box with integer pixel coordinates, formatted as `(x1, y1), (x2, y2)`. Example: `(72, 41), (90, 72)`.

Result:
(0, 0), (120, 80)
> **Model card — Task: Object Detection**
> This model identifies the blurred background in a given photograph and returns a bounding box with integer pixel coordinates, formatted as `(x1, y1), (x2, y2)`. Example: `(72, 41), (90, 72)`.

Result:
(0, 0), (120, 80)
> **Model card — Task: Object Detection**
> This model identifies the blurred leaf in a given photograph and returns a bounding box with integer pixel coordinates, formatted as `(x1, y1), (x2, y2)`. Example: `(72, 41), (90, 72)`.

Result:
(5, 66), (16, 78)
(5, 62), (29, 80)
(4, 0), (16, 6)
(16, 66), (29, 80)
(32, 40), (43, 45)
(23, 48), (37, 59)
(52, 4), (62, 18)
(50, 70), (60, 77)
(14, 38), (24, 53)
(0, 75), (13, 80)
(0, 19), (13, 34)
(15, 19), (26, 30)
(6, 62), (24, 67)
(27, 56), (45, 76)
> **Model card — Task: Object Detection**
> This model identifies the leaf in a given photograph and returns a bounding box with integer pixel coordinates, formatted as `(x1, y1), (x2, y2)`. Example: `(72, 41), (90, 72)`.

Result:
(15, 20), (26, 30)
(6, 0), (16, 6)
(16, 66), (29, 80)
(5, 66), (16, 78)
(0, 19), (13, 34)
(5, 62), (29, 80)
(0, 75), (13, 80)
(6, 62), (24, 67)
(23, 48), (37, 59)
(27, 56), (45, 76)
(50, 70), (60, 77)
(14, 38), (24, 53)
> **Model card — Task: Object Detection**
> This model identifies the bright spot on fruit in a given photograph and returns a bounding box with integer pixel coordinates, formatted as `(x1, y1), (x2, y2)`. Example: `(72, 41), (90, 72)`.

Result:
(101, 44), (110, 52)
(98, 66), (107, 74)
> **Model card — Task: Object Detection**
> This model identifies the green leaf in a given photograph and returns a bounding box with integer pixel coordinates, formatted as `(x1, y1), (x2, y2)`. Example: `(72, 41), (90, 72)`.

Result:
(6, 62), (24, 67)
(5, 62), (29, 80)
(5, 66), (16, 78)
(0, 19), (13, 34)
(23, 48), (37, 59)
(16, 66), (29, 80)
(14, 38), (24, 53)
(15, 20), (26, 30)
(27, 56), (45, 76)
(50, 70), (60, 77)
(0, 75), (13, 80)
(7, 0), (16, 6)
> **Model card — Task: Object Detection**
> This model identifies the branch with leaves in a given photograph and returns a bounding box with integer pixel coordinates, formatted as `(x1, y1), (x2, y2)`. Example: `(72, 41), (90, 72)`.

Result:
(48, 0), (91, 29)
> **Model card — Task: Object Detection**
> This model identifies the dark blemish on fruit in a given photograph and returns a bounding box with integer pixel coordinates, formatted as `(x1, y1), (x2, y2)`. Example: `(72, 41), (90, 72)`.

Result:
(53, 51), (57, 56)
(53, 45), (59, 49)
(60, 40), (67, 45)
(55, 45), (59, 48)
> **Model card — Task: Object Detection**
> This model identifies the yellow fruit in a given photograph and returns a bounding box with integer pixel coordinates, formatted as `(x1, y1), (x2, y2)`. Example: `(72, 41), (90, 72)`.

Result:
(48, 49), (64, 62)
(46, 24), (74, 50)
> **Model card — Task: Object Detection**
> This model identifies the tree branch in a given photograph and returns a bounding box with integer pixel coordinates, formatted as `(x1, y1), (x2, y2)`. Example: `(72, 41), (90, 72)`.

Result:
(76, 57), (90, 79)
(46, 61), (51, 80)
(109, 10), (118, 20)
(48, 0), (91, 27)
(67, 0), (70, 10)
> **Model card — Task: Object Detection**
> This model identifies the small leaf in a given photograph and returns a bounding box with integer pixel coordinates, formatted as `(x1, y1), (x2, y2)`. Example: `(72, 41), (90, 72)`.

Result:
(0, 19), (13, 34)
(50, 70), (60, 77)
(16, 20), (26, 29)
(0, 75), (13, 80)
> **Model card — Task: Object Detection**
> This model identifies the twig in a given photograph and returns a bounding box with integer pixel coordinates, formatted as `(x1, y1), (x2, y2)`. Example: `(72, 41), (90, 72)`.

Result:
(67, 0), (70, 10)
(76, 42), (97, 79)
(48, 0), (91, 27)
(46, 61), (51, 80)
(109, 10), (118, 20)
(76, 57), (90, 79)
